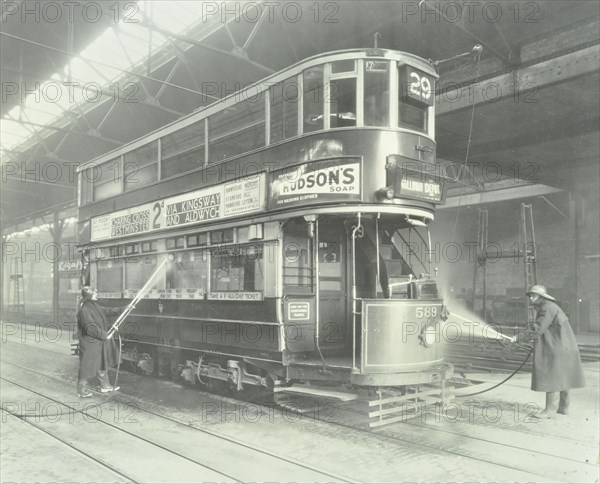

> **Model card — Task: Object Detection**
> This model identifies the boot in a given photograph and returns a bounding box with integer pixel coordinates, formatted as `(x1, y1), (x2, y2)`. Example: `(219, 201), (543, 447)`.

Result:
(97, 370), (111, 390)
(77, 380), (92, 398)
(537, 392), (559, 419)
(558, 391), (570, 415)
(98, 370), (120, 393)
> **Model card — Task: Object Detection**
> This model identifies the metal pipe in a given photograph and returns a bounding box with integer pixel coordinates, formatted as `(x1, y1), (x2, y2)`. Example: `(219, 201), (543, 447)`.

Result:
(375, 215), (380, 290)
(107, 255), (170, 339)
(313, 218), (326, 369)
(351, 213), (362, 370)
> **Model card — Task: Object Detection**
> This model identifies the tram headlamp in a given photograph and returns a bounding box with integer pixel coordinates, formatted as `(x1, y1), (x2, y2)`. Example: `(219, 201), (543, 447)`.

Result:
(376, 186), (395, 200)
(420, 323), (438, 348)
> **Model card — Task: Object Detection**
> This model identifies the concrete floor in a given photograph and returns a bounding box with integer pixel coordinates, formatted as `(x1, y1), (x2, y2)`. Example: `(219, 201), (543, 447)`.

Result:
(1, 321), (599, 483)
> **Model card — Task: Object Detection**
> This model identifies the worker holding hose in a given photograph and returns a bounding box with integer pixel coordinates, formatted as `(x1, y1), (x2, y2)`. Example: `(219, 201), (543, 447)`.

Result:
(515, 285), (586, 418)
(76, 286), (124, 397)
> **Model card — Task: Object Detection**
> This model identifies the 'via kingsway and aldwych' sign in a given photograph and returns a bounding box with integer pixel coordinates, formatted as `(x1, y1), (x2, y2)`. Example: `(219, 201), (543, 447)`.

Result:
(91, 175), (265, 241)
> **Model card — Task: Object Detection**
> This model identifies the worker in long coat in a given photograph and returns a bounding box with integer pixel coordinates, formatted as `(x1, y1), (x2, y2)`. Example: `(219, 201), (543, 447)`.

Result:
(518, 285), (586, 418)
(76, 286), (122, 397)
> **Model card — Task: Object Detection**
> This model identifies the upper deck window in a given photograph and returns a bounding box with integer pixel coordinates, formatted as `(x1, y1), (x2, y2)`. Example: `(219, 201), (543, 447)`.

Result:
(92, 157), (121, 201)
(329, 77), (356, 128)
(331, 59), (356, 74)
(124, 141), (158, 191)
(161, 120), (205, 179)
(270, 77), (299, 144)
(303, 66), (324, 133)
(209, 99), (265, 164)
(364, 60), (390, 127)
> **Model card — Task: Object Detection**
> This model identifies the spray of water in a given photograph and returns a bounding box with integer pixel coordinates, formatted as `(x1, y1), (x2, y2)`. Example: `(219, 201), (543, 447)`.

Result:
(435, 274), (515, 344)
(446, 310), (514, 342)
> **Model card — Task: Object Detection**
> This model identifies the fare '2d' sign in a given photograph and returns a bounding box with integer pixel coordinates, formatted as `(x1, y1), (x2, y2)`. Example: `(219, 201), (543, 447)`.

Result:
(90, 174), (265, 241)
(269, 158), (361, 209)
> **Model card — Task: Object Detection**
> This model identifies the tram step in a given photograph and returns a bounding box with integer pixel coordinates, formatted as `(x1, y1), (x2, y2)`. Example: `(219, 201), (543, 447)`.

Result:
(273, 384), (359, 401)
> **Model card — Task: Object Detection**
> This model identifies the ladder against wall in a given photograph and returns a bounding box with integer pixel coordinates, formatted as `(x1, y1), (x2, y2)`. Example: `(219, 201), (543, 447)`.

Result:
(7, 257), (25, 314)
(520, 203), (538, 322)
(472, 203), (538, 323)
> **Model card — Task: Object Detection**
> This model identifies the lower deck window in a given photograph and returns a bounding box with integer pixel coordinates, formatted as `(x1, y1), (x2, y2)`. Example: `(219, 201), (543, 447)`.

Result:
(96, 260), (123, 293)
(210, 245), (263, 292)
(125, 256), (160, 291)
(167, 251), (208, 290)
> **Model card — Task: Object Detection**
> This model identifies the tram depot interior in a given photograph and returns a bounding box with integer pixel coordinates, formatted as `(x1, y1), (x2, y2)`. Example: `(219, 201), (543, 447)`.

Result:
(2, 0), (599, 341)
(0, 0), (599, 481)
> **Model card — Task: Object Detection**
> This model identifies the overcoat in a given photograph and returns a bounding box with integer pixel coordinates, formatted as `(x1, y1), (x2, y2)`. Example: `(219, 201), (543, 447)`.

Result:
(76, 300), (120, 380)
(529, 299), (586, 392)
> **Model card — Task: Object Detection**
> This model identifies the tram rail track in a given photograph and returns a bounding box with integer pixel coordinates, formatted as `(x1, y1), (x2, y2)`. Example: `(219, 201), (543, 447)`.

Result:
(1, 375), (245, 483)
(3, 357), (595, 483)
(1, 406), (137, 484)
(0, 358), (355, 484)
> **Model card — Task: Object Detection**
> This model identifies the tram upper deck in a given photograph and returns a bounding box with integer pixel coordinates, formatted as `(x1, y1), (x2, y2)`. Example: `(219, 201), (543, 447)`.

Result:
(77, 49), (441, 246)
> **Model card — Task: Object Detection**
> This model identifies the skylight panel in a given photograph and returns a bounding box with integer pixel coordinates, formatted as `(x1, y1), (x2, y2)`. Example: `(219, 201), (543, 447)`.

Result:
(143, 1), (204, 33)
(0, 119), (30, 148)
(80, 28), (134, 75)
(21, 100), (60, 126)
(113, 28), (150, 60)
(1, 0), (213, 158)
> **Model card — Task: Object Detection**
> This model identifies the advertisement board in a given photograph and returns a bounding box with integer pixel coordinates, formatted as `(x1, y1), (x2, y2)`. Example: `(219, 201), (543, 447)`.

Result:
(269, 158), (361, 209)
(91, 174), (265, 241)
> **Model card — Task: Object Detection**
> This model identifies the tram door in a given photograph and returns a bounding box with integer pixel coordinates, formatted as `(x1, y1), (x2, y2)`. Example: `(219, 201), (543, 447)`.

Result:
(281, 218), (347, 353)
(318, 221), (347, 351)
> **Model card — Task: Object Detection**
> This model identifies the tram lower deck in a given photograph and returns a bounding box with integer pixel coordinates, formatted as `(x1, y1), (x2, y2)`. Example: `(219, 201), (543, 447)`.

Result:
(93, 212), (452, 395)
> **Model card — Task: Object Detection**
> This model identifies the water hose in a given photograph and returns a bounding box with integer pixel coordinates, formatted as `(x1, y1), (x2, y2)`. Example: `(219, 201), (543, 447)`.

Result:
(456, 344), (533, 398)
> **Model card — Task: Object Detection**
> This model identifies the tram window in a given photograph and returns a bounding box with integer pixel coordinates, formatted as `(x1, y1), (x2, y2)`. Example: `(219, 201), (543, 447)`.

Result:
(187, 233), (208, 248)
(210, 245), (264, 292)
(166, 236), (184, 250)
(80, 169), (94, 205)
(125, 256), (161, 291)
(141, 241), (157, 253)
(318, 241), (342, 291)
(331, 59), (356, 74)
(167, 250), (208, 291)
(329, 78), (356, 128)
(124, 243), (139, 255)
(283, 233), (313, 293)
(208, 99), (265, 163)
(93, 158), (121, 201)
(124, 141), (158, 191)
(161, 120), (205, 178)
(303, 66), (324, 133)
(97, 259), (123, 293)
(398, 99), (427, 132)
(269, 77), (299, 144)
(364, 61), (389, 126)
(210, 229), (234, 245)
(93, 247), (107, 259)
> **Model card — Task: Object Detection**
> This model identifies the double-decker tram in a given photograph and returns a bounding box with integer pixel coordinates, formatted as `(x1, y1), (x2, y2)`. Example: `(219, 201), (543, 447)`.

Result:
(77, 48), (452, 423)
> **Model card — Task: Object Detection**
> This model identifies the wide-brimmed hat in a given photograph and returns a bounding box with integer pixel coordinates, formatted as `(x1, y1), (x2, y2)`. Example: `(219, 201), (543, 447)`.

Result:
(526, 284), (556, 301)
